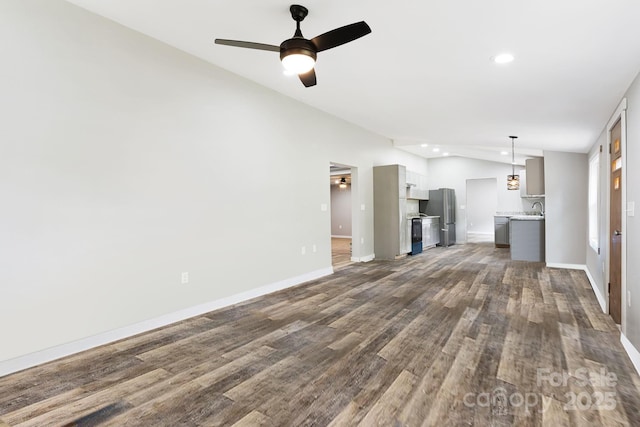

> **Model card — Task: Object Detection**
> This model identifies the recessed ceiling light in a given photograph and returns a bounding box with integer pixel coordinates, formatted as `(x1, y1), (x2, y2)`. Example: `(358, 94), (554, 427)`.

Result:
(421, 143), (428, 148)
(500, 151), (509, 155)
(443, 152), (449, 156)
(492, 53), (514, 64)
(432, 148), (440, 153)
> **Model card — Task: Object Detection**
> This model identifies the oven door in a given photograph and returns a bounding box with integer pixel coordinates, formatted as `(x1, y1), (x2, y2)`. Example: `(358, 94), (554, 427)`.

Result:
(410, 218), (423, 254)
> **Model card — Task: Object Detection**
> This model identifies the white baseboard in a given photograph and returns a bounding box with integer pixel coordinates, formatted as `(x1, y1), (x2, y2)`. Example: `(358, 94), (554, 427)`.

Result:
(546, 263), (586, 270)
(0, 267), (333, 378)
(351, 253), (375, 262)
(621, 333), (640, 375)
(583, 267), (607, 313)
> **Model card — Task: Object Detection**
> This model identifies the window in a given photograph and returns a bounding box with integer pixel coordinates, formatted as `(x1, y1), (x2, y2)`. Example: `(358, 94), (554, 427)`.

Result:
(588, 152), (600, 252)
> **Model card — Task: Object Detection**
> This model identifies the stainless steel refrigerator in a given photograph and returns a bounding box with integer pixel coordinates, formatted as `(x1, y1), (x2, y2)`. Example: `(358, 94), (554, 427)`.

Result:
(423, 188), (456, 246)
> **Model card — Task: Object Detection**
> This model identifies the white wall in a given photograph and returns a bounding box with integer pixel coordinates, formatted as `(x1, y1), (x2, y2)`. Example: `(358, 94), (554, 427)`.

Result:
(0, 1), (428, 367)
(466, 178), (497, 234)
(585, 70), (640, 357)
(624, 72), (640, 349)
(330, 183), (352, 236)
(543, 151), (588, 266)
(427, 157), (528, 242)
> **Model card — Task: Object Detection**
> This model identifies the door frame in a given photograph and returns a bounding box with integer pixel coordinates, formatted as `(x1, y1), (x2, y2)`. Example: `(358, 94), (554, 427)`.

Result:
(329, 162), (363, 263)
(605, 98), (627, 331)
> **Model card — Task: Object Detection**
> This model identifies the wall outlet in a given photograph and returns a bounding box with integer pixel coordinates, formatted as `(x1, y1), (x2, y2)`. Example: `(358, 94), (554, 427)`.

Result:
(320, 204), (328, 211)
(361, 237), (364, 244)
(361, 204), (365, 211)
(312, 244), (317, 253)
(301, 246), (306, 255)
(181, 272), (189, 284)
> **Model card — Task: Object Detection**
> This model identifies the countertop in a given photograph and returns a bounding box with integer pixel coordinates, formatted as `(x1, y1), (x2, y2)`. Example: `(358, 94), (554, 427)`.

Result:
(510, 215), (545, 221)
(495, 212), (544, 220)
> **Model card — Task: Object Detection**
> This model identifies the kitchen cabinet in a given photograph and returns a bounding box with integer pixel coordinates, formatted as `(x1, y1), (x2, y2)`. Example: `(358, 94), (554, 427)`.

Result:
(406, 170), (429, 200)
(494, 216), (510, 248)
(373, 165), (409, 260)
(521, 158), (545, 197)
(421, 216), (440, 248)
(510, 217), (545, 262)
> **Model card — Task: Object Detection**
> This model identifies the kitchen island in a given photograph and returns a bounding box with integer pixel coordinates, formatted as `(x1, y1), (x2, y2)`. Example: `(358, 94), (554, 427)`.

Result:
(510, 216), (545, 262)
(494, 214), (546, 262)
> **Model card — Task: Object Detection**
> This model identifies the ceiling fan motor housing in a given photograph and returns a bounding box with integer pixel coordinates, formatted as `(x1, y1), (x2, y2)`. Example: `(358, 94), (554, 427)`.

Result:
(280, 38), (317, 62)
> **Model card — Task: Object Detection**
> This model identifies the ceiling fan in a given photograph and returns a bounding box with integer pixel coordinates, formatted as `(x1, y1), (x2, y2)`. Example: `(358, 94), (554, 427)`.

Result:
(215, 4), (371, 87)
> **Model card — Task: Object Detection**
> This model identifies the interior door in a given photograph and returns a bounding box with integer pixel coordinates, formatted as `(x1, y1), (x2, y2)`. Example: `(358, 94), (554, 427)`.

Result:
(609, 119), (622, 324)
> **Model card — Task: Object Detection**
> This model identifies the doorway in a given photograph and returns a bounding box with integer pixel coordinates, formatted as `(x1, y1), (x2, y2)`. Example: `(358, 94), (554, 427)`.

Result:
(466, 178), (498, 243)
(609, 118), (622, 324)
(330, 163), (353, 268)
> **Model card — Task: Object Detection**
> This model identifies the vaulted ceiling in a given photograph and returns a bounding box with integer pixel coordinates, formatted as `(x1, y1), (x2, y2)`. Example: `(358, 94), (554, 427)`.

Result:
(66, 0), (640, 164)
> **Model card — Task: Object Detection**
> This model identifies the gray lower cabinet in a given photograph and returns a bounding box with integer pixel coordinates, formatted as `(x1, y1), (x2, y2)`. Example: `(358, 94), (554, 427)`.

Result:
(510, 219), (545, 262)
(494, 216), (510, 248)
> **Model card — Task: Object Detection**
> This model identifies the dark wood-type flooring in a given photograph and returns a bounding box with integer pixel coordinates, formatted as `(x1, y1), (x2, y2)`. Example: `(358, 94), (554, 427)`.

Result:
(2, 242), (640, 426)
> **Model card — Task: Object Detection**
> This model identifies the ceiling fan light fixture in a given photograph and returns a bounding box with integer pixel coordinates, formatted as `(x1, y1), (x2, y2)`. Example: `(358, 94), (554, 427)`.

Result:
(280, 37), (317, 74)
(215, 4), (371, 87)
(339, 176), (348, 189)
(281, 52), (316, 74)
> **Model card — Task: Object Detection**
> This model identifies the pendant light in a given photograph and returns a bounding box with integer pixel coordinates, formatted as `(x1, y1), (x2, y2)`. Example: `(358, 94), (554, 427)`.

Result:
(339, 177), (348, 189)
(507, 136), (520, 190)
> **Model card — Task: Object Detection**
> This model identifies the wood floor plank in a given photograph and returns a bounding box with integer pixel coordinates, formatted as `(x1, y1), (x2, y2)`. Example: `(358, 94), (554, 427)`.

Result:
(231, 410), (272, 427)
(357, 369), (418, 426)
(8, 369), (169, 427)
(2, 242), (640, 426)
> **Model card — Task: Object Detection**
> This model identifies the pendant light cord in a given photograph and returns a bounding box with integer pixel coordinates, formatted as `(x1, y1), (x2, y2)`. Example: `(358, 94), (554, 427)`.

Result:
(511, 137), (515, 176)
(510, 135), (518, 176)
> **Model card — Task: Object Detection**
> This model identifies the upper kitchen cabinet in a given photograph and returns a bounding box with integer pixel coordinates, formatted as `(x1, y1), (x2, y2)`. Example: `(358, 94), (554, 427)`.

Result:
(406, 170), (429, 200)
(521, 158), (545, 197)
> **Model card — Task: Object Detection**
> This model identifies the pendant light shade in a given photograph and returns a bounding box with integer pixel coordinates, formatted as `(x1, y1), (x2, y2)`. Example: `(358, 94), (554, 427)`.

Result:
(507, 136), (520, 190)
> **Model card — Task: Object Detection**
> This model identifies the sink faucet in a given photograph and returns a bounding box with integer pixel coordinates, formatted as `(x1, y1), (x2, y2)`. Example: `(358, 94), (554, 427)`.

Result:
(531, 201), (545, 216)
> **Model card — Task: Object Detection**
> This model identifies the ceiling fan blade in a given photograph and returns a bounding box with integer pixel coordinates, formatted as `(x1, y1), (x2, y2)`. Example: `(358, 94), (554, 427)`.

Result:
(310, 21), (371, 52)
(214, 39), (280, 52)
(299, 69), (317, 87)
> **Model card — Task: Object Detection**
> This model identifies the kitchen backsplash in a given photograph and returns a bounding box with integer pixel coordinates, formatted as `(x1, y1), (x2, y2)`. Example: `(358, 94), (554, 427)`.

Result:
(407, 199), (420, 215)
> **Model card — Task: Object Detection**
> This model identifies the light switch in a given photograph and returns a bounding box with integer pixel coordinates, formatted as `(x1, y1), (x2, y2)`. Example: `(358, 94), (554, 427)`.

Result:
(627, 201), (635, 217)
(320, 203), (328, 211)
(361, 204), (366, 211)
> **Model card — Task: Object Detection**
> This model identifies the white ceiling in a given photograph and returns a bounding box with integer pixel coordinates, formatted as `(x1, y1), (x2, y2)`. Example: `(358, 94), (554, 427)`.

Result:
(66, 0), (640, 164)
